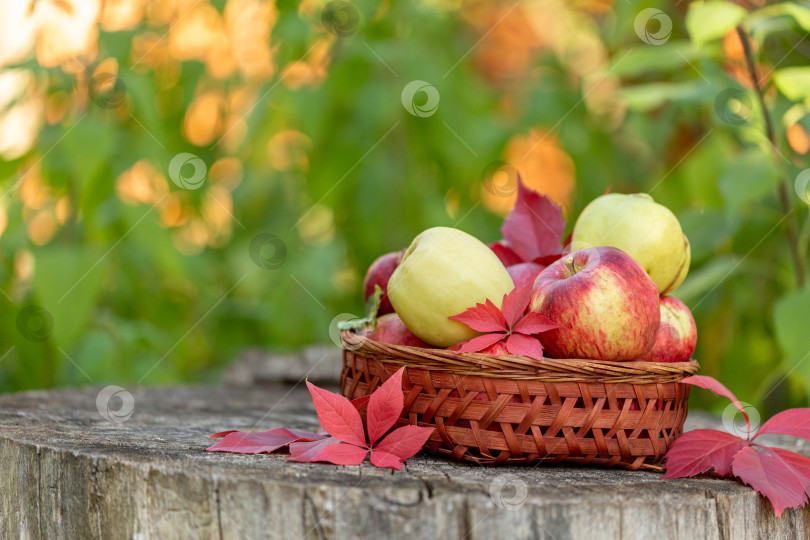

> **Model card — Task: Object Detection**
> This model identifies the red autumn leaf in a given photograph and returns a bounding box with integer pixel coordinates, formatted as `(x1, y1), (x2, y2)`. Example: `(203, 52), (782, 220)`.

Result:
(374, 424), (435, 460)
(500, 178), (565, 263)
(681, 376), (750, 435)
(367, 368), (405, 444)
(209, 430), (237, 440)
(206, 427), (325, 454)
(370, 449), (405, 470)
(351, 395), (371, 412)
(307, 380), (367, 447)
(661, 429), (748, 478)
(732, 445), (810, 517)
(766, 447), (810, 491)
(753, 408), (810, 441)
(453, 332), (507, 353)
(449, 285), (556, 361)
(505, 333), (545, 360)
(287, 437), (341, 462)
(311, 442), (369, 466)
(501, 285), (533, 328)
(490, 241), (524, 266)
(512, 312), (559, 335)
(448, 301), (507, 333)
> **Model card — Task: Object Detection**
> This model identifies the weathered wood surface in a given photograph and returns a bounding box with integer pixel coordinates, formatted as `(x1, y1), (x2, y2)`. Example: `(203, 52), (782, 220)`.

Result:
(1, 380), (809, 540)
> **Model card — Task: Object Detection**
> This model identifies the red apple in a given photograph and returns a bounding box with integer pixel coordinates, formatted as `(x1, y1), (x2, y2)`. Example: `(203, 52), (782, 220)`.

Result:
(480, 341), (510, 355)
(365, 313), (432, 347)
(507, 262), (546, 290)
(529, 246), (660, 361)
(637, 296), (696, 362)
(362, 250), (404, 315)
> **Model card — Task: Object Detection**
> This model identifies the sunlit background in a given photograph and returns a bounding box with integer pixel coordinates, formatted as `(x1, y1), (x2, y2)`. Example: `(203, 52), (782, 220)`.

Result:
(1, 0), (809, 414)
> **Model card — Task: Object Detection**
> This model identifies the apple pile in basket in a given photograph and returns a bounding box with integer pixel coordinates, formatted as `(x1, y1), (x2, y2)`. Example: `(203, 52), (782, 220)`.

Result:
(356, 181), (695, 364)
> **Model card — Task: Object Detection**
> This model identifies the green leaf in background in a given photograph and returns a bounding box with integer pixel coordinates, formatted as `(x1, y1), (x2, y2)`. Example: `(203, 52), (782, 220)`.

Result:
(32, 246), (105, 349)
(611, 41), (697, 77)
(686, 1), (747, 46)
(773, 286), (810, 392)
(672, 254), (737, 306)
(718, 150), (780, 212)
(618, 81), (714, 111)
(774, 68), (810, 102)
(751, 2), (810, 34)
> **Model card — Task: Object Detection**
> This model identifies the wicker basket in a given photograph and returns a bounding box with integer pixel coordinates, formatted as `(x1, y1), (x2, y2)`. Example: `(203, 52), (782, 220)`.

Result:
(340, 330), (699, 471)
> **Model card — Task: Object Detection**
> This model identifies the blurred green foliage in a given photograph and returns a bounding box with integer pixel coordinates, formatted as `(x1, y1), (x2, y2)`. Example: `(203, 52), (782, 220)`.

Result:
(0, 0), (809, 418)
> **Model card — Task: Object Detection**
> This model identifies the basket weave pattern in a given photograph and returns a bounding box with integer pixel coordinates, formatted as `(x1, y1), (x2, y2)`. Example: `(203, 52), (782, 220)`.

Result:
(340, 332), (699, 471)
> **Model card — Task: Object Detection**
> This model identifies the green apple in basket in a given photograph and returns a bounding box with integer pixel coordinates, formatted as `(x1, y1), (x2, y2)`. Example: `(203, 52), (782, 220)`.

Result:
(571, 193), (690, 294)
(387, 227), (515, 347)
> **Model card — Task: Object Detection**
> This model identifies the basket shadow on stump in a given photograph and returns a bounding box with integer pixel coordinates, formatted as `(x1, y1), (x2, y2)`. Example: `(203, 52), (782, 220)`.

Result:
(340, 331), (700, 471)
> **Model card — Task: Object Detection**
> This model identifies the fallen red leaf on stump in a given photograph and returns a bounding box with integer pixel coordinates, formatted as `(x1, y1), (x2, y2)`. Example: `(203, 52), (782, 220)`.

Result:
(663, 375), (810, 517)
(207, 367), (434, 470)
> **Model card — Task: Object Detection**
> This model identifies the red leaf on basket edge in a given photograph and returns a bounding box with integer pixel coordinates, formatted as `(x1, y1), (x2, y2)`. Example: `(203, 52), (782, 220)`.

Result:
(208, 367), (435, 470)
(206, 427), (325, 454)
(449, 285), (558, 360)
(663, 375), (810, 516)
(681, 375), (750, 435)
(500, 177), (566, 264)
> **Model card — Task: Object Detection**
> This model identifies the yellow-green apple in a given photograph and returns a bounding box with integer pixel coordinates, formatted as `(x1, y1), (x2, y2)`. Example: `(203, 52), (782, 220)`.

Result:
(530, 246), (660, 361)
(365, 313), (433, 348)
(388, 227), (514, 347)
(638, 296), (696, 362)
(571, 193), (690, 294)
(507, 262), (546, 290)
(363, 250), (405, 315)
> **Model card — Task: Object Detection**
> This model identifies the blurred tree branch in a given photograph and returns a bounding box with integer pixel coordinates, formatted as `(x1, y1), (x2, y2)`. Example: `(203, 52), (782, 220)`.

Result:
(735, 25), (805, 288)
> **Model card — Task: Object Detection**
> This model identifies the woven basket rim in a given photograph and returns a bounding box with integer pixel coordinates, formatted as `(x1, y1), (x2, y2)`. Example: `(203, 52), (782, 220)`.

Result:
(341, 330), (699, 383)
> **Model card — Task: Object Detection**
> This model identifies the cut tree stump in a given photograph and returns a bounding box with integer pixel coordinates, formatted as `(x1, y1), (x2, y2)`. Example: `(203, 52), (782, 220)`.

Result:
(1, 377), (809, 539)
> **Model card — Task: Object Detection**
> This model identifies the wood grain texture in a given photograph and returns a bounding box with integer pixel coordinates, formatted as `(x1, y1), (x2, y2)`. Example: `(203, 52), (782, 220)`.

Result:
(0, 384), (808, 539)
